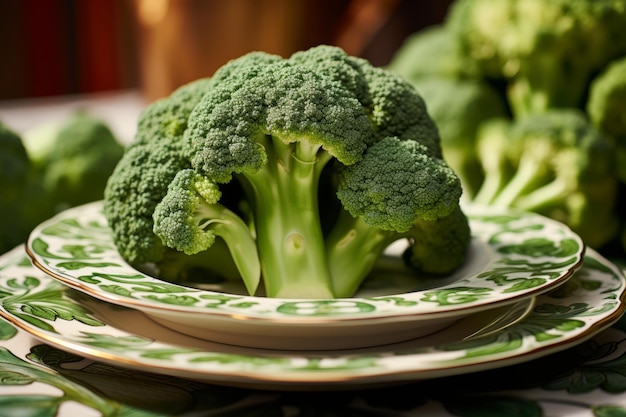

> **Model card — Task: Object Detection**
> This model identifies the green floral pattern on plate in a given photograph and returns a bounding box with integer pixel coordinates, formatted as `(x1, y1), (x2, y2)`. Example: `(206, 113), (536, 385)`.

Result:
(25, 202), (585, 322)
(1, 244), (623, 388)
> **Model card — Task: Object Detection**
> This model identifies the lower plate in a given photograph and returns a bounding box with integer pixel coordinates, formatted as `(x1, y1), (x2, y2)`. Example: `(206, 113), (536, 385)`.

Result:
(0, 247), (624, 390)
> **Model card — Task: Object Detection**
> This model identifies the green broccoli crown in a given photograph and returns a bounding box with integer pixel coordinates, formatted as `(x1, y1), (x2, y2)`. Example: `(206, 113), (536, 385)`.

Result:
(104, 79), (214, 264)
(104, 45), (468, 299)
(337, 136), (462, 231)
(41, 112), (124, 207)
(447, 0), (626, 115)
(185, 51), (374, 183)
(388, 24), (481, 81)
(153, 169), (222, 255)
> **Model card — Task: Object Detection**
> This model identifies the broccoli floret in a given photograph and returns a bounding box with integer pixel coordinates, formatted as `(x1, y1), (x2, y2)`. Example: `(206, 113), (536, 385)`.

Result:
(473, 109), (620, 248)
(329, 136), (469, 297)
(105, 45), (470, 299)
(104, 78), (214, 268)
(0, 122), (53, 254)
(446, 0), (626, 117)
(23, 111), (124, 210)
(152, 169), (260, 294)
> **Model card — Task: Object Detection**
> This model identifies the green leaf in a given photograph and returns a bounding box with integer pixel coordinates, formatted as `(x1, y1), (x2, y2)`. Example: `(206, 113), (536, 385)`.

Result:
(0, 319), (17, 340)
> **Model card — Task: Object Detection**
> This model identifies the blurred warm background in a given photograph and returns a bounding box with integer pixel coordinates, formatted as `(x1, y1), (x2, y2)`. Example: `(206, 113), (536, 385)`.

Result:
(0, 0), (452, 102)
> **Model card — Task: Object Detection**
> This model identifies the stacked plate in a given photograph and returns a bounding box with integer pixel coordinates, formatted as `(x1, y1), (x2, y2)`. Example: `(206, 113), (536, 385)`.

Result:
(0, 201), (624, 389)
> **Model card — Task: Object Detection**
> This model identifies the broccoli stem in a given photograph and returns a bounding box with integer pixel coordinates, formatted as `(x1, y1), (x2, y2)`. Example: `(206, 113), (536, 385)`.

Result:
(512, 177), (570, 212)
(326, 210), (400, 298)
(472, 119), (512, 206)
(472, 152), (510, 206)
(196, 203), (261, 295)
(241, 136), (335, 299)
(491, 152), (549, 208)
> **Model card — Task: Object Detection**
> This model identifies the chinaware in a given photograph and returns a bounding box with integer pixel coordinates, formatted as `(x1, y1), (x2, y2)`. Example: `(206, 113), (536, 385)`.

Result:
(26, 201), (584, 349)
(1, 246), (623, 390)
(26, 201), (585, 349)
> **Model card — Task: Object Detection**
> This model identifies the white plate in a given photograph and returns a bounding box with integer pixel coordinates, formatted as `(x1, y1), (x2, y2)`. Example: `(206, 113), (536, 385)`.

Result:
(26, 201), (585, 349)
(1, 246), (623, 390)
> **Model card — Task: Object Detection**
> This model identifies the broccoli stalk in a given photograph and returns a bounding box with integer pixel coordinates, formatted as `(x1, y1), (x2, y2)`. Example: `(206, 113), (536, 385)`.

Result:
(234, 138), (336, 298)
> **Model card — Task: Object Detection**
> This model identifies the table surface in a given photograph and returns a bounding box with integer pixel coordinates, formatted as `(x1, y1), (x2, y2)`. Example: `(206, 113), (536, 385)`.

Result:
(1, 91), (626, 417)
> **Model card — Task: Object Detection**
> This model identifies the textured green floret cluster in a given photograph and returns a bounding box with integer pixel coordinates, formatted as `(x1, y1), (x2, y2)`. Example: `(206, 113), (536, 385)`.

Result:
(104, 45), (470, 299)
(388, 0), (626, 255)
(0, 113), (124, 255)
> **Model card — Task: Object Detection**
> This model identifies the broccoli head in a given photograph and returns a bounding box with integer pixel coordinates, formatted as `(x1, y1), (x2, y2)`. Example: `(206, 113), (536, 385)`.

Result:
(387, 24), (481, 82)
(446, 0), (626, 117)
(104, 45), (470, 299)
(23, 112), (124, 210)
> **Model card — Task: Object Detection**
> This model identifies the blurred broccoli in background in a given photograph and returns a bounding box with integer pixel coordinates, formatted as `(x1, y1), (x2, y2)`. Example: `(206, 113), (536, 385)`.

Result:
(389, 0), (626, 257)
(0, 122), (53, 253)
(387, 24), (481, 81)
(0, 112), (124, 254)
(23, 111), (125, 211)
(474, 110), (620, 248)
(445, 0), (626, 118)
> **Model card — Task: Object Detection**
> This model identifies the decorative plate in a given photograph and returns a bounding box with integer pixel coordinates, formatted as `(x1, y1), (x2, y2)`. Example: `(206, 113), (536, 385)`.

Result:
(1, 246), (623, 389)
(26, 201), (585, 350)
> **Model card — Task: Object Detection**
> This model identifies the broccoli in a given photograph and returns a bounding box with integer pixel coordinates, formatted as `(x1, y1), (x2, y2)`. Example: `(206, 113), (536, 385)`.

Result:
(23, 111), (124, 210)
(104, 45), (470, 299)
(472, 109), (620, 248)
(446, 0), (626, 117)
(387, 24), (481, 81)
(0, 122), (54, 254)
